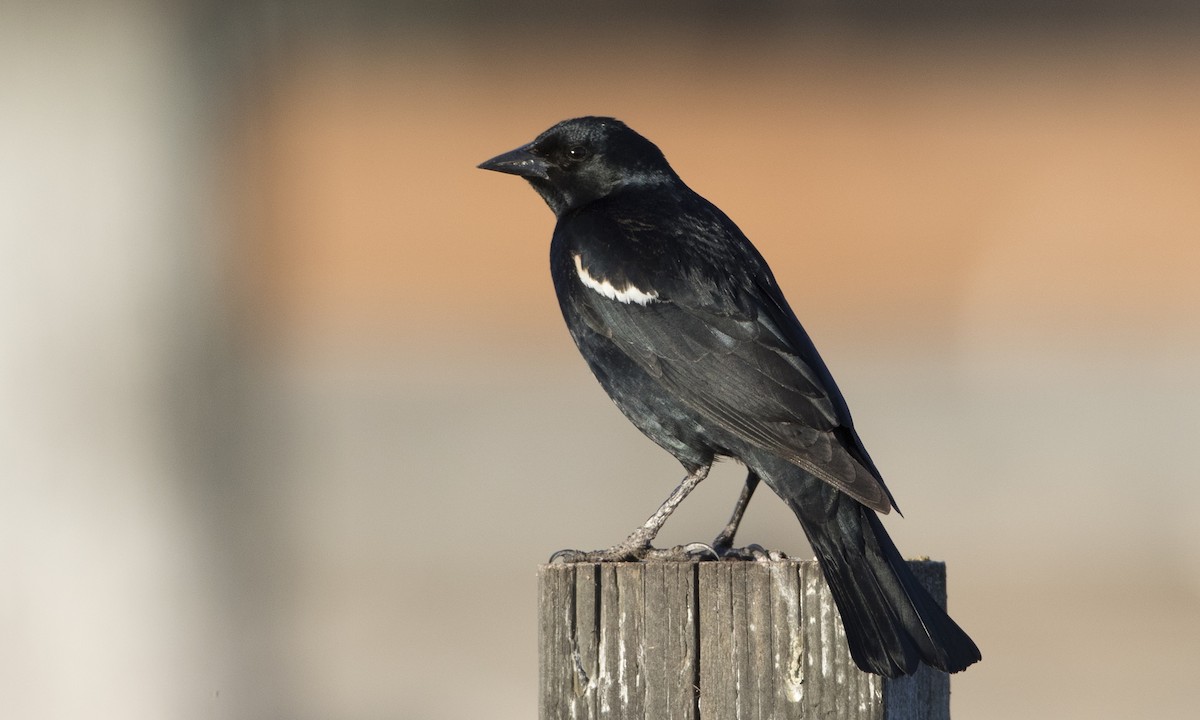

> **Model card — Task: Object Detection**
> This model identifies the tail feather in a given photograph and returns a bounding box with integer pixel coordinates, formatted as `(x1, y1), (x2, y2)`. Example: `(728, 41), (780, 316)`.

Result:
(766, 464), (982, 677)
(813, 520), (921, 675)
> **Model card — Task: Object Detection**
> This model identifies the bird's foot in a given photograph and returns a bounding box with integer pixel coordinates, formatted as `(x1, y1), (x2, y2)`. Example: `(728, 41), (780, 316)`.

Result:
(550, 541), (723, 563)
(709, 541), (788, 562)
(549, 542), (783, 563)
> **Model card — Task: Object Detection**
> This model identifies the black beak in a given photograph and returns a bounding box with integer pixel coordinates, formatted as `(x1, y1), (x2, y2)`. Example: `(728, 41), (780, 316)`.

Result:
(477, 145), (551, 180)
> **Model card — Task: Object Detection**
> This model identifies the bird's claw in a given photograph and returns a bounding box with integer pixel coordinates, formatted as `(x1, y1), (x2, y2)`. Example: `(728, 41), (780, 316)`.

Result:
(548, 548), (582, 564)
(710, 542), (787, 562)
(677, 542), (720, 560)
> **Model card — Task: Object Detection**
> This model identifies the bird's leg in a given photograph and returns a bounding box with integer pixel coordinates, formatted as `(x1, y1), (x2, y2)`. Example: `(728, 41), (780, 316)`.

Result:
(708, 471), (782, 560)
(620, 464), (711, 552)
(551, 464), (711, 562)
(711, 471), (760, 553)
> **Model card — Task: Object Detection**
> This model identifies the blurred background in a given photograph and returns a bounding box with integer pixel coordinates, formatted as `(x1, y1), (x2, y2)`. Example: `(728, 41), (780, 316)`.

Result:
(3, 1), (1199, 718)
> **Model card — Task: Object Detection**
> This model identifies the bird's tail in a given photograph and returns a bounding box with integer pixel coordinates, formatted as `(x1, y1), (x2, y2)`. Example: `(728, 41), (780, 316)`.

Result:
(765, 466), (981, 677)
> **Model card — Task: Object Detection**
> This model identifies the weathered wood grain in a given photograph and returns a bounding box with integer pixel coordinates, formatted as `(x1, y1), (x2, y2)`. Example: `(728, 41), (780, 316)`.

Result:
(539, 559), (953, 720)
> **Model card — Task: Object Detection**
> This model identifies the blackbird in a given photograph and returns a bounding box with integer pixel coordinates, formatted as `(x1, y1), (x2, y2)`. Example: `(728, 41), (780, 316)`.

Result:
(479, 117), (981, 676)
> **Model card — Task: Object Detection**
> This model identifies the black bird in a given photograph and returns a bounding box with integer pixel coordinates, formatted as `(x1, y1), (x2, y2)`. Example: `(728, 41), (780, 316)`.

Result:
(478, 116), (981, 677)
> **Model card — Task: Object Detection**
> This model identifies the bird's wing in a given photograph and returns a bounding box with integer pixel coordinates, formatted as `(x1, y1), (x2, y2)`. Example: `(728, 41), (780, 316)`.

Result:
(568, 241), (894, 514)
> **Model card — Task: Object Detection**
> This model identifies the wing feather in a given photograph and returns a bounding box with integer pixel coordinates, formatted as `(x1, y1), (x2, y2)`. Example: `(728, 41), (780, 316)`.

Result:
(557, 196), (894, 513)
(579, 286), (893, 513)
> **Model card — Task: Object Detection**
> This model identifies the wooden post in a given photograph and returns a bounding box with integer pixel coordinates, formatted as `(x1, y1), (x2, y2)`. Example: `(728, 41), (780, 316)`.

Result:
(538, 559), (952, 720)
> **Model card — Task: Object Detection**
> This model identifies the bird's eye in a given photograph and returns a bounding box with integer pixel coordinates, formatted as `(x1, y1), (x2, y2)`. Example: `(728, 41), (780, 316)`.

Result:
(567, 145), (590, 161)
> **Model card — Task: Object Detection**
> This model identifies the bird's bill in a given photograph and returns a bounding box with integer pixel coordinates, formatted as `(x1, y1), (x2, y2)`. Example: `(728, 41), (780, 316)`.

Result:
(477, 145), (551, 180)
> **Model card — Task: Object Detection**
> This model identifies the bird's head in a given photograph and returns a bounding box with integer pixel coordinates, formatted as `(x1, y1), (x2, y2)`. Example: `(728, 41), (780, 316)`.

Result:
(478, 116), (676, 217)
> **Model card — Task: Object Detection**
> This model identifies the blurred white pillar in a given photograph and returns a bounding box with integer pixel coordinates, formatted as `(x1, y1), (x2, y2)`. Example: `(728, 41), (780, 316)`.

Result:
(0, 3), (226, 719)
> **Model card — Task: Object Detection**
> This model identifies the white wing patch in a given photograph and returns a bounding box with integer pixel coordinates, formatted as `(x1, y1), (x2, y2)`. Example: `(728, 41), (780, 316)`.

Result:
(573, 254), (659, 305)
